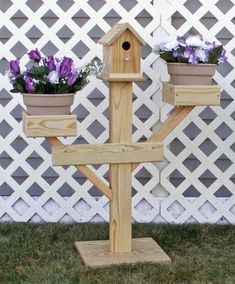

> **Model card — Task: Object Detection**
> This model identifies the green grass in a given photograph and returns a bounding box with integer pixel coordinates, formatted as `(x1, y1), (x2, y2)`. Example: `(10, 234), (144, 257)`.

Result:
(0, 223), (234, 284)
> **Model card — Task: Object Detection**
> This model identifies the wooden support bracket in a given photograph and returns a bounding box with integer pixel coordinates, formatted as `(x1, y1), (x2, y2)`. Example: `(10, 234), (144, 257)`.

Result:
(132, 106), (194, 171)
(52, 142), (163, 166)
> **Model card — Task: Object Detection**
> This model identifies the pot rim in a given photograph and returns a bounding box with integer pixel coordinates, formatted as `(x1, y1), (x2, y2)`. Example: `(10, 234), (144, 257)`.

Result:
(21, 93), (76, 97)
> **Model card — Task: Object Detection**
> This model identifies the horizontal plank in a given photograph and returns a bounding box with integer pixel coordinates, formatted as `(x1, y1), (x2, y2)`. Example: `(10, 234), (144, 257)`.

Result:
(97, 73), (146, 81)
(22, 112), (77, 137)
(52, 142), (163, 166)
(163, 83), (220, 106)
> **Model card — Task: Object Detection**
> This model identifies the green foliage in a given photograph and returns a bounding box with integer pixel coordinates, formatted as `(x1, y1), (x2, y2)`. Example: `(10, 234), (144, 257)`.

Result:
(208, 45), (224, 64)
(10, 76), (25, 93)
(29, 66), (49, 79)
(8, 51), (102, 95)
(159, 51), (175, 62)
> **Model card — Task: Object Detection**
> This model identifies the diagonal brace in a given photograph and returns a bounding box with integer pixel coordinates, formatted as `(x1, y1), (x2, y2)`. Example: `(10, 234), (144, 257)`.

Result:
(47, 137), (112, 201)
(132, 106), (194, 171)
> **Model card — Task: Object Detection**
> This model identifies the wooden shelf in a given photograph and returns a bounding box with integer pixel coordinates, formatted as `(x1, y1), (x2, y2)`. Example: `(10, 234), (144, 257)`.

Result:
(75, 238), (171, 268)
(22, 112), (77, 137)
(163, 82), (220, 106)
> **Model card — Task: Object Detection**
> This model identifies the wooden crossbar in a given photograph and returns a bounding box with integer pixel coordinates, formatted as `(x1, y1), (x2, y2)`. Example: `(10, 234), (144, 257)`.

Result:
(52, 142), (163, 166)
(47, 137), (112, 201)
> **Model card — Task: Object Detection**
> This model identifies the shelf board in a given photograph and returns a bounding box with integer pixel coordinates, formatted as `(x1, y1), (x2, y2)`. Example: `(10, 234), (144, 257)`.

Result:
(163, 82), (220, 106)
(22, 112), (77, 137)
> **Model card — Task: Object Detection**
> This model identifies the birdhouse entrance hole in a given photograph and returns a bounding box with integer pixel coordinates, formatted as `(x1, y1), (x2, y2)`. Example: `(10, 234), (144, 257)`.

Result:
(122, 41), (130, 50)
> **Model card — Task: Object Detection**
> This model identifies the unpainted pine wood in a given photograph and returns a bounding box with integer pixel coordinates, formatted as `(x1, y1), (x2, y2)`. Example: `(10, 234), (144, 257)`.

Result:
(132, 106), (194, 171)
(98, 23), (146, 46)
(111, 29), (141, 74)
(97, 73), (146, 81)
(99, 45), (112, 78)
(47, 137), (112, 201)
(109, 81), (132, 253)
(52, 142), (163, 166)
(75, 238), (171, 267)
(22, 112), (77, 137)
(108, 73), (146, 81)
(163, 82), (220, 106)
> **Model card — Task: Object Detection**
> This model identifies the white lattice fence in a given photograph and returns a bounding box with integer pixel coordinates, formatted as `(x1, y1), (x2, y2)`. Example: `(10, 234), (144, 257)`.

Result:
(0, 0), (234, 224)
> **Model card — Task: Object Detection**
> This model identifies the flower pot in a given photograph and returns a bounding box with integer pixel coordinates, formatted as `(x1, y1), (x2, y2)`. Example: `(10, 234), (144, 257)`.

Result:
(21, 93), (75, 115)
(167, 63), (217, 85)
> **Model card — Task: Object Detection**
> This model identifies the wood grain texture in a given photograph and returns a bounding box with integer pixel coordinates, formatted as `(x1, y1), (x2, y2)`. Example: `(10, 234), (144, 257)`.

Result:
(109, 81), (132, 253)
(111, 29), (141, 74)
(22, 112), (77, 137)
(52, 142), (163, 165)
(47, 137), (112, 201)
(75, 238), (171, 267)
(163, 82), (220, 106)
(99, 45), (112, 78)
(132, 106), (194, 171)
(97, 73), (146, 81)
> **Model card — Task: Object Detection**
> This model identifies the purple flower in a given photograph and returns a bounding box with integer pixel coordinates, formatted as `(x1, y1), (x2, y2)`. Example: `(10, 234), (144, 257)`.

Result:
(183, 47), (194, 58)
(60, 57), (73, 77)
(173, 50), (180, 58)
(177, 36), (186, 47)
(205, 41), (220, 51)
(44, 55), (56, 72)
(10, 59), (20, 73)
(218, 49), (227, 63)
(67, 73), (77, 85)
(47, 71), (59, 84)
(27, 48), (41, 63)
(25, 77), (35, 92)
(188, 53), (199, 64)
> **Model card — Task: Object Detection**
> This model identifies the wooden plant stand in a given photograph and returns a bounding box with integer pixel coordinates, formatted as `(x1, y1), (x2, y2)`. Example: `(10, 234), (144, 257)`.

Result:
(22, 23), (220, 268)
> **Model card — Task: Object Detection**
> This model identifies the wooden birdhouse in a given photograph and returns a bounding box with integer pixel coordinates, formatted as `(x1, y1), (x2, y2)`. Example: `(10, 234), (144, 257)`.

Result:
(98, 23), (146, 81)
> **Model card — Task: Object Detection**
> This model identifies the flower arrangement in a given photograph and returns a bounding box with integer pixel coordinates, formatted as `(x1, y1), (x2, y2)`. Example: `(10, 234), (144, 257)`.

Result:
(153, 34), (227, 65)
(8, 49), (102, 94)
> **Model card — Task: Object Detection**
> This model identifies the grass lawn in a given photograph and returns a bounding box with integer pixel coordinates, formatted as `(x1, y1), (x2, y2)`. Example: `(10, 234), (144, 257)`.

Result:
(0, 223), (234, 284)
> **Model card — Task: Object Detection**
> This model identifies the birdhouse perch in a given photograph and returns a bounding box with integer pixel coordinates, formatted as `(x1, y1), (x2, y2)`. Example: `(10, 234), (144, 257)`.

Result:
(98, 23), (146, 81)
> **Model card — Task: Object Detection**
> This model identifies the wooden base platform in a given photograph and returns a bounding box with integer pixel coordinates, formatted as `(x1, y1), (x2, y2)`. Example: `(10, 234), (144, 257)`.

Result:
(75, 238), (171, 268)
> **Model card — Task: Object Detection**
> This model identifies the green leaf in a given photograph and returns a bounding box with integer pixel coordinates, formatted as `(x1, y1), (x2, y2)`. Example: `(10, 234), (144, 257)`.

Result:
(160, 51), (175, 62)
(29, 66), (49, 79)
(208, 45), (223, 64)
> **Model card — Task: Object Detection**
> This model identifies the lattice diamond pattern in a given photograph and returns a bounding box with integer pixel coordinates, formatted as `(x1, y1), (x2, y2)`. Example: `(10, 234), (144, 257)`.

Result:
(0, 0), (234, 224)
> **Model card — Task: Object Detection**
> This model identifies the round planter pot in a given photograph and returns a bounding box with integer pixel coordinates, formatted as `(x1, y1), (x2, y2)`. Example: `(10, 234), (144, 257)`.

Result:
(167, 63), (217, 85)
(21, 93), (75, 115)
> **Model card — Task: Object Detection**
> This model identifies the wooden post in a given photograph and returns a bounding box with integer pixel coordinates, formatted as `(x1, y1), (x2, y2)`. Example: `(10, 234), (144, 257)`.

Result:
(109, 81), (132, 253)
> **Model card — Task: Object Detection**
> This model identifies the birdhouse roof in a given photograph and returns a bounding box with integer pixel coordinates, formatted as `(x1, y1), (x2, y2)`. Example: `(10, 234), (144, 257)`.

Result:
(98, 23), (146, 46)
